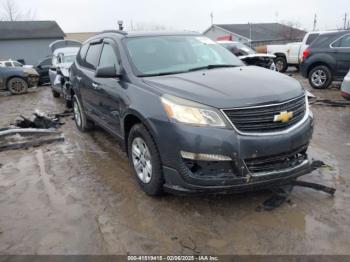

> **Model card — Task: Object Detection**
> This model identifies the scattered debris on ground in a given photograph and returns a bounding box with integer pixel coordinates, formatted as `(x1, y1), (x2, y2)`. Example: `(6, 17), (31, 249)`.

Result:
(310, 99), (350, 107)
(257, 160), (336, 211)
(0, 110), (72, 152)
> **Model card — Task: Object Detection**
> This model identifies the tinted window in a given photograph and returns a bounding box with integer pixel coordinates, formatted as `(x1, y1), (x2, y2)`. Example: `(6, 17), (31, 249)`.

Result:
(5, 62), (12, 67)
(306, 33), (319, 45)
(85, 44), (102, 70)
(339, 35), (350, 47)
(77, 43), (89, 65)
(41, 58), (52, 66)
(99, 44), (119, 69)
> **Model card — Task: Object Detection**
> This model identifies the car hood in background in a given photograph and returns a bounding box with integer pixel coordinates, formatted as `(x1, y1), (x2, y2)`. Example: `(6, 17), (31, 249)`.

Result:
(239, 54), (276, 59)
(143, 66), (303, 109)
(23, 68), (39, 76)
(49, 40), (81, 54)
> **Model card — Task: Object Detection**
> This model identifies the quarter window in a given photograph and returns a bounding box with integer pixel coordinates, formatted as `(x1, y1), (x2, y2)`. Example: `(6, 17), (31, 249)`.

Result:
(99, 44), (119, 70)
(339, 35), (350, 47)
(85, 43), (102, 70)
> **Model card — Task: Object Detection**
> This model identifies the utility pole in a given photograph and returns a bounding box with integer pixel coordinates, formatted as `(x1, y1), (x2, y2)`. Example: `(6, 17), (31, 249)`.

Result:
(249, 22), (252, 47)
(210, 12), (214, 25)
(313, 14), (317, 31)
(344, 13), (348, 30)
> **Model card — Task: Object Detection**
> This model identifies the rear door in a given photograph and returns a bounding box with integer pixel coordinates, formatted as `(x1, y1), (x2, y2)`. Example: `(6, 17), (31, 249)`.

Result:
(94, 39), (123, 135)
(78, 40), (103, 118)
(331, 34), (350, 78)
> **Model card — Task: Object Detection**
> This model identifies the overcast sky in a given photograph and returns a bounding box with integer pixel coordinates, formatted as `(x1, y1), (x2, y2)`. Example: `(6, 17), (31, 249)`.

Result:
(3, 0), (350, 33)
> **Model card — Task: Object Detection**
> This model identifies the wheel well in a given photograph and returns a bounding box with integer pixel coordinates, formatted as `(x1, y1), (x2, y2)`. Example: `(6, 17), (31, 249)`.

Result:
(6, 76), (27, 87)
(124, 114), (142, 154)
(274, 53), (286, 59)
(307, 62), (332, 77)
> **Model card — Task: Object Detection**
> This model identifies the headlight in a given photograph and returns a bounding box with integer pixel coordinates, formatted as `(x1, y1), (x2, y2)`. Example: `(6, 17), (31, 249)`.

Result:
(161, 95), (227, 127)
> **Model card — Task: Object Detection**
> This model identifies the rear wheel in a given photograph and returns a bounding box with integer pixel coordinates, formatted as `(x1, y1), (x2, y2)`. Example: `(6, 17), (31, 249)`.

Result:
(7, 77), (28, 95)
(72, 95), (93, 132)
(308, 65), (332, 89)
(275, 57), (288, 72)
(52, 88), (60, 98)
(128, 124), (163, 196)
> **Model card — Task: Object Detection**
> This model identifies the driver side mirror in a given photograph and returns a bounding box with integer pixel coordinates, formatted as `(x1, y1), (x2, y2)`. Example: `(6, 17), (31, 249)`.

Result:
(95, 65), (121, 78)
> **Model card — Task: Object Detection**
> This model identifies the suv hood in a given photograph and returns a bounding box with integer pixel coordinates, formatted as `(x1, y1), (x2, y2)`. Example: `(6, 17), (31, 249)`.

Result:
(143, 66), (304, 109)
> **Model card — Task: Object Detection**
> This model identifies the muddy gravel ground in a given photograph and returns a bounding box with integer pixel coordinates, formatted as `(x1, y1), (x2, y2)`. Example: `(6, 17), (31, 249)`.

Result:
(0, 73), (350, 255)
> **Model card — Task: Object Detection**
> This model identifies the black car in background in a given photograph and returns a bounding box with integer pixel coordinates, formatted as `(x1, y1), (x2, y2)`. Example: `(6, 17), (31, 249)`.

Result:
(300, 31), (350, 89)
(70, 31), (313, 196)
(35, 57), (52, 85)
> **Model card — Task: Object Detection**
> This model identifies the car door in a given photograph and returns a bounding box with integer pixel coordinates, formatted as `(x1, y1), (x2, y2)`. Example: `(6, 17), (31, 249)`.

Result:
(331, 34), (350, 78)
(78, 40), (103, 118)
(93, 39), (123, 135)
(36, 58), (52, 83)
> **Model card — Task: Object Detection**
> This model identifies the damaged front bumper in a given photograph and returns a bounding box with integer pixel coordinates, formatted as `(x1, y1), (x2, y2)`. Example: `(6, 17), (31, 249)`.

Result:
(28, 74), (39, 87)
(151, 114), (314, 195)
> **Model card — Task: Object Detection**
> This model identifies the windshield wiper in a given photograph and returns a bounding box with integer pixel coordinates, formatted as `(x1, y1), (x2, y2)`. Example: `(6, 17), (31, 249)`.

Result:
(187, 64), (238, 72)
(139, 71), (187, 77)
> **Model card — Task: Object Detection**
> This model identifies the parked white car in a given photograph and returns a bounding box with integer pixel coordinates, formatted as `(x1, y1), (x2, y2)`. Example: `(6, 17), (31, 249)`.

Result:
(341, 70), (350, 100)
(267, 31), (336, 72)
(0, 60), (33, 68)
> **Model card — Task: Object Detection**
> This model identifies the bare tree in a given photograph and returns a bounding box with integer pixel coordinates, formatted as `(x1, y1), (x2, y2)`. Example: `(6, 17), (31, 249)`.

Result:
(0, 0), (35, 21)
(127, 21), (170, 31)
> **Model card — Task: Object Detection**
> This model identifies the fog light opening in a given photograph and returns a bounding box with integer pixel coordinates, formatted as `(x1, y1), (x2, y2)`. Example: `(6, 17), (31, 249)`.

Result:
(180, 151), (232, 161)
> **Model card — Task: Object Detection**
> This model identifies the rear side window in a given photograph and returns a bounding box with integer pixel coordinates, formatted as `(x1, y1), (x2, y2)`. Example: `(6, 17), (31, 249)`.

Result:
(306, 33), (319, 45)
(338, 35), (350, 47)
(85, 44), (102, 70)
(5, 62), (12, 67)
(77, 43), (89, 65)
(99, 44), (119, 70)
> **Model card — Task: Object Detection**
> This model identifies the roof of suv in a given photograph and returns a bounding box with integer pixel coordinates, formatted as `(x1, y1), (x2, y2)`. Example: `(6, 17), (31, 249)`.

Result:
(86, 30), (202, 43)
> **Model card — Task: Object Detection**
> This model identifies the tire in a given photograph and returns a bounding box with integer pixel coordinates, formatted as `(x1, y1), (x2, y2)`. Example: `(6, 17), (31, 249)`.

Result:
(72, 95), (93, 132)
(308, 65), (332, 89)
(52, 88), (60, 98)
(127, 124), (164, 196)
(275, 57), (288, 73)
(7, 77), (28, 95)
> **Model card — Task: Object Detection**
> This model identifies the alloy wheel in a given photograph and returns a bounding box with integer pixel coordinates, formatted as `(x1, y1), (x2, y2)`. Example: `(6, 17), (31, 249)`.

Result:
(311, 69), (327, 87)
(131, 137), (152, 184)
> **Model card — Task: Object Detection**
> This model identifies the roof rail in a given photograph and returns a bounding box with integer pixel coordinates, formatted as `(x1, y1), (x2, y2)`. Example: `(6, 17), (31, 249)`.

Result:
(100, 30), (128, 36)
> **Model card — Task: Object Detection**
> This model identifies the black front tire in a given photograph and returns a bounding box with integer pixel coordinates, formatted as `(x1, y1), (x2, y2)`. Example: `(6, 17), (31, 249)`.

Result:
(308, 65), (332, 89)
(127, 124), (164, 196)
(52, 89), (60, 98)
(275, 57), (288, 73)
(72, 95), (93, 132)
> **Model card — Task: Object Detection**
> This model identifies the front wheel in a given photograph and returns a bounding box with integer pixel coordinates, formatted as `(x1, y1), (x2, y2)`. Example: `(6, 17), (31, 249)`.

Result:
(72, 95), (93, 132)
(128, 124), (164, 196)
(308, 65), (332, 89)
(7, 77), (28, 95)
(275, 57), (288, 72)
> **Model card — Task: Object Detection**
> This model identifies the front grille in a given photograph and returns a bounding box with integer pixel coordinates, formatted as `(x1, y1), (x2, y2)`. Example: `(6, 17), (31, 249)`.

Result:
(223, 95), (307, 133)
(245, 145), (308, 173)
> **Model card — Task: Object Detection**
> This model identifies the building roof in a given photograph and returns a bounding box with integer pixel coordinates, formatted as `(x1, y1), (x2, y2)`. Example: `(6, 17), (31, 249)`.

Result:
(209, 23), (306, 42)
(0, 21), (65, 40)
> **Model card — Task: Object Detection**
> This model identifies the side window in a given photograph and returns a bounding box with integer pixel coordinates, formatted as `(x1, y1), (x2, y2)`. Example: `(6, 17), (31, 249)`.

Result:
(13, 62), (22, 67)
(339, 35), (350, 48)
(84, 43), (102, 70)
(77, 43), (89, 65)
(98, 43), (119, 70)
(306, 34), (319, 45)
(42, 58), (52, 67)
(5, 62), (12, 67)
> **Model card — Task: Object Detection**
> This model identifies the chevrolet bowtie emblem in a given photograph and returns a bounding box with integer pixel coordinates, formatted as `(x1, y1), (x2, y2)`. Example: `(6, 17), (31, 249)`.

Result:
(273, 111), (294, 123)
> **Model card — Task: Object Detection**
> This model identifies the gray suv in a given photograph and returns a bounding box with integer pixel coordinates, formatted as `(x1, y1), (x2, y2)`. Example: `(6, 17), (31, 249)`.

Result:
(70, 31), (314, 196)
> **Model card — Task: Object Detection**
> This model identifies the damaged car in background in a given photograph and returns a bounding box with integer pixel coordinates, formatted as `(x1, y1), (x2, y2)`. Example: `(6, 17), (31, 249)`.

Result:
(217, 40), (276, 70)
(49, 40), (81, 107)
(0, 66), (39, 95)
